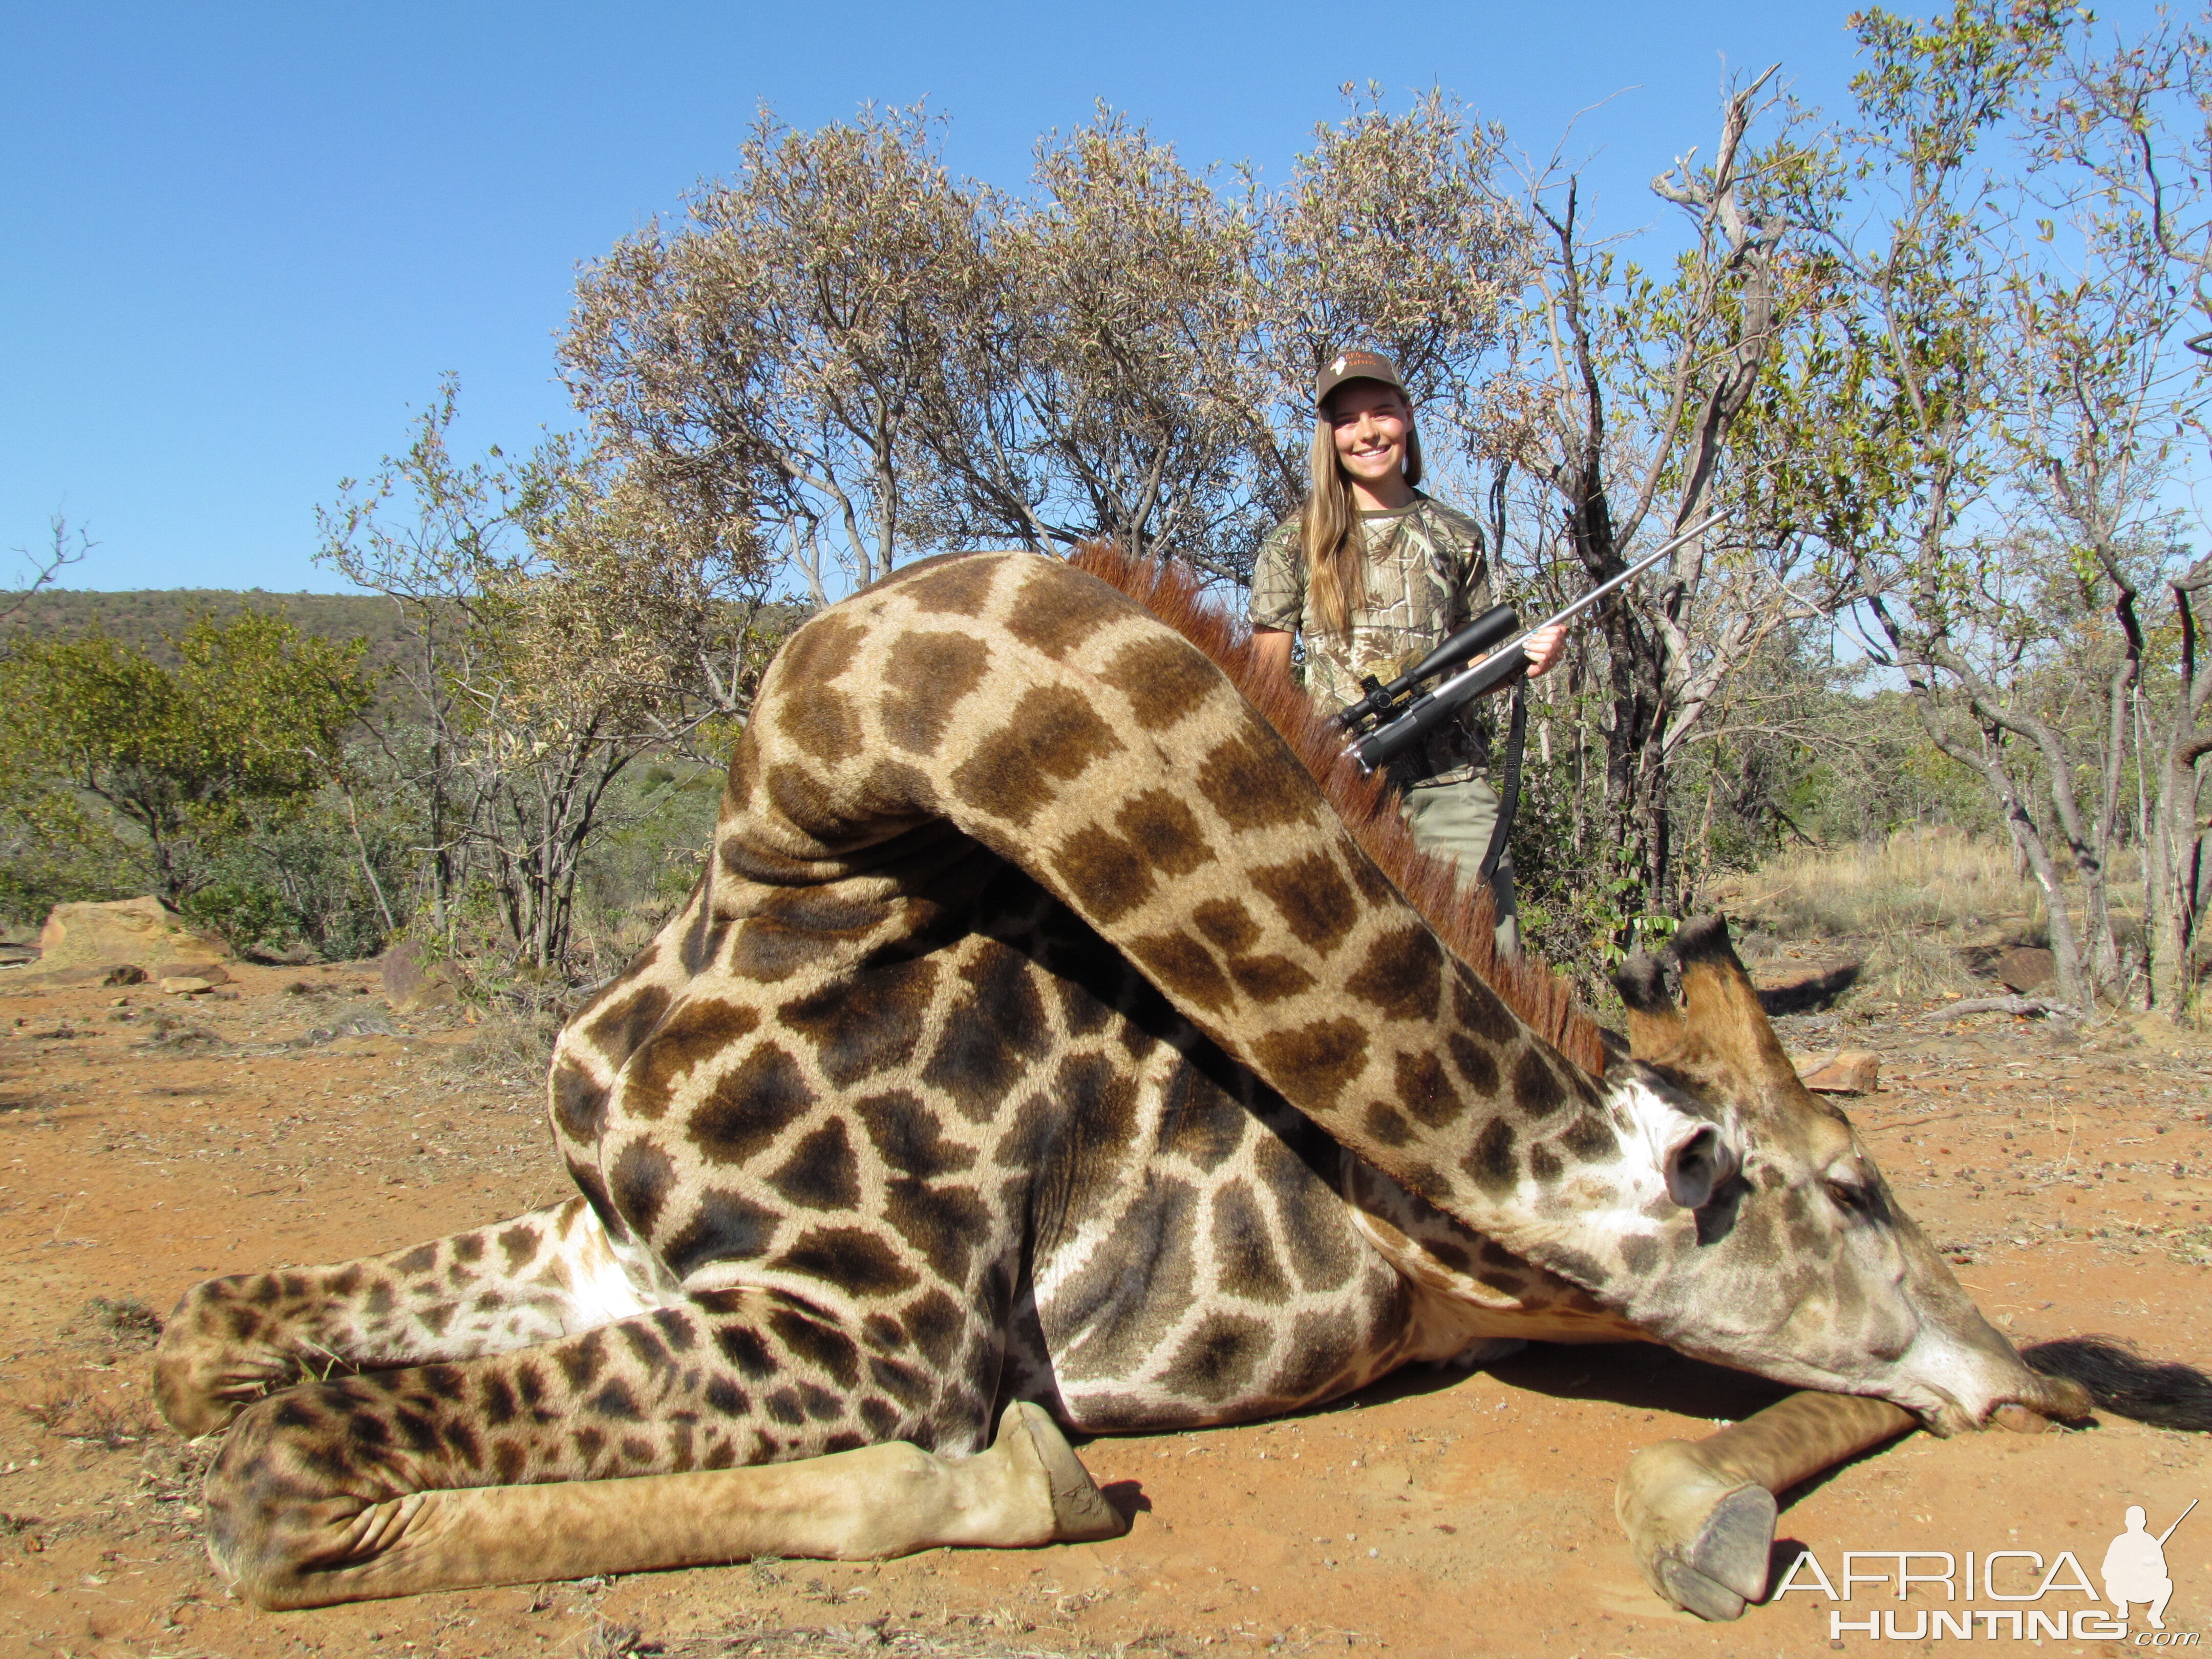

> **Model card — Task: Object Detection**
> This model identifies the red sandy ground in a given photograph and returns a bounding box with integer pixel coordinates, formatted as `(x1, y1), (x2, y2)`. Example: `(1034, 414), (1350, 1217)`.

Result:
(1, 962), (2207, 1658)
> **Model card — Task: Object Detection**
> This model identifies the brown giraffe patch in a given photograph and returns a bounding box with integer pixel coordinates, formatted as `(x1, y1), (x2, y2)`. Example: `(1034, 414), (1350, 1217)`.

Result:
(584, 984), (673, 1070)
(778, 684), (864, 765)
(551, 1059), (610, 1142)
(1344, 925), (1443, 1022)
(920, 947), (1053, 1119)
(1159, 1310), (1270, 1401)
(1128, 930), (1235, 1014)
(775, 610), (867, 687)
(1251, 851), (1359, 952)
(773, 1227), (920, 1300)
(883, 1178), (990, 1282)
(1451, 968), (1518, 1047)
(1006, 563), (1129, 659)
(623, 998), (762, 1121)
(1224, 952), (1315, 1003)
(1114, 789), (1217, 878)
(1362, 1101), (1416, 1148)
(1447, 1032), (1500, 1097)
(897, 554), (1002, 616)
(1510, 1049), (1568, 1120)
(1393, 1050), (1462, 1128)
(948, 683), (1126, 827)
(1098, 633), (1223, 730)
(761, 760), (856, 844)
(776, 957), (941, 1089)
(1210, 1184), (1292, 1304)
(1050, 825), (1159, 925)
(766, 1120), (862, 1210)
(687, 1044), (815, 1165)
(1251, 1017), (1369, 1108)
(608, 1139), (679, 1234)
(1464, 1119), (1519, 1195)
(1190, 896), (1261, 953)
(1194, 728), (1317, 832)
(852, 1090), (980, 1180)
(882, 631), (992, 755)
(660, 1187), (781, 1278)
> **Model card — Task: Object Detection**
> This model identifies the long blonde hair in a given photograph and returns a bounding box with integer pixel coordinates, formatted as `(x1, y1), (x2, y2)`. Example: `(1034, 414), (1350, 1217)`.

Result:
(1301, 392), (1424, 640)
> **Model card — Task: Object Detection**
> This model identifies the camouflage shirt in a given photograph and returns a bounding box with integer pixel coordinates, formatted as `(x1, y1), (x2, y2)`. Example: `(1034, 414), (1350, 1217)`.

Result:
(1248, 495), (1496, 785)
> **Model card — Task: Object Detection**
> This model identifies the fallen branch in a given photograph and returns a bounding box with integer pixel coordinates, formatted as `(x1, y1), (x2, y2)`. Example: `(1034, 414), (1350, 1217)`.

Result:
(1920, 995), (2079, 1022)
(1868, 1111), (1963, 1132)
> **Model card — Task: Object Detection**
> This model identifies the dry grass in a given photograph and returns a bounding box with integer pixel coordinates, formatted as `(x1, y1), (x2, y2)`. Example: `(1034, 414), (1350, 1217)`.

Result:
(79, 1294), (163, 1351)
(1709, 828), (2160, 1008)
(1722, 828), (2045, 940)
(1710, 829), (2052, 1007)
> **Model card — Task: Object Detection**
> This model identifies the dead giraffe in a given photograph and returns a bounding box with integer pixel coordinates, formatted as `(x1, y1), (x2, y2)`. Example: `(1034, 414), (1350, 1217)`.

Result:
(151, 546), (2192, 1619)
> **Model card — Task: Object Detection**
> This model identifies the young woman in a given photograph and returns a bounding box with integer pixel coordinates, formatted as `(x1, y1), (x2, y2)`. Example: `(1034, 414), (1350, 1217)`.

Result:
(1250, 350), (1563, 950)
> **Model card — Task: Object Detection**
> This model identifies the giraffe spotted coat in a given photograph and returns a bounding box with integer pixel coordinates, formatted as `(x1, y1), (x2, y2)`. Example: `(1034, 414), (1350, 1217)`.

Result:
(152, 546), (2082, 1609)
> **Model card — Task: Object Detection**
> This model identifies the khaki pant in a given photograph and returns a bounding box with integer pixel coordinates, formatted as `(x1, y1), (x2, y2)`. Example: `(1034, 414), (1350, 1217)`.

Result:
(1401, 775), (1520, 955)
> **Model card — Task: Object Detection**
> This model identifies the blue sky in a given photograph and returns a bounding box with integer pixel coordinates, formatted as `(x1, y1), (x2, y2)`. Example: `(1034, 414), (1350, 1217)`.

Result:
(0, 2), (2098, 593)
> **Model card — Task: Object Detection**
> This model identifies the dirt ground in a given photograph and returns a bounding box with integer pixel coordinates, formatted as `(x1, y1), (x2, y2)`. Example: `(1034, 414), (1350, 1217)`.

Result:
(1, 961), (2207, 1659)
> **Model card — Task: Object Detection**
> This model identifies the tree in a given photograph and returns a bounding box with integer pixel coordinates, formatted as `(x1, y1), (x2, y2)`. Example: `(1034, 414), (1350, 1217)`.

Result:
(2025, 8), (2212, 1012)
(1783, 1), (2212, 1016)
(0, 611), (373, 903)
(321, 389), (773, 968)
(1473, 69), (1861, 956)
(566, 105), (979, 606)
(917, 109), (1271, 578)
(564, 93), (1533, 598)
(2, 515), (89, 627)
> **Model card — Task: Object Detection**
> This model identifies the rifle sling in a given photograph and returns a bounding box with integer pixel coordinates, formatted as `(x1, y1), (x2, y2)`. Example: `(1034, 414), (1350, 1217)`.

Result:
(1476, 677), (1526, 888)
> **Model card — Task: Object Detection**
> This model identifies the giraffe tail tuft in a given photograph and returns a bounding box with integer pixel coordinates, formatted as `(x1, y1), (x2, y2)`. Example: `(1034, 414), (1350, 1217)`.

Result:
(2022, 1335), (2212, 1432)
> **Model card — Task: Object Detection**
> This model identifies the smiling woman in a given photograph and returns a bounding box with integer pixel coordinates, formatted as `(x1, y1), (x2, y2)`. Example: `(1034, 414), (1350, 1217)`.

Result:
(1247, 350), (1564, 950)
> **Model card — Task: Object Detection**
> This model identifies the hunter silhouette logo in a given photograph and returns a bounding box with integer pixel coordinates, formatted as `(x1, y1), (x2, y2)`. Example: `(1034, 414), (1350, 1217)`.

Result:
(2107, 1501), (2195, 1631)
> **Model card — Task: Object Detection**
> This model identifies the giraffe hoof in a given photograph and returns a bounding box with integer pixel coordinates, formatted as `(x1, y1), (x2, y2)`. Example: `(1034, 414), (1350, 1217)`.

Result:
(1615, 1440), (1777, 1622)
(996, 1402), (1130, 1544)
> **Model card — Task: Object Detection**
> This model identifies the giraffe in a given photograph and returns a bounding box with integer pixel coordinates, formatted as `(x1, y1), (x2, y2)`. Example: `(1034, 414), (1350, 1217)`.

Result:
(153, 544), (2110, 1616)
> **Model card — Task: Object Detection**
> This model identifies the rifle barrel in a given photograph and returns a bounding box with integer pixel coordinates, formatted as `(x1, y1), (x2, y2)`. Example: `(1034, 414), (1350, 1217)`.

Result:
(2157, 1498), (2197, 1545)
(1347, 514), (1720, 774)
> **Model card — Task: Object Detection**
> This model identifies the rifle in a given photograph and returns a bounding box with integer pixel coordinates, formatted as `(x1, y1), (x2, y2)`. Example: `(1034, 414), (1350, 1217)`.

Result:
(1339, 515), (1719, 775)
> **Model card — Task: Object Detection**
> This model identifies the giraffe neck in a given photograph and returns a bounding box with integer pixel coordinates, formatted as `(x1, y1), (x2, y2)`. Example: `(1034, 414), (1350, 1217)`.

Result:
(712, 549), (1706, 1316)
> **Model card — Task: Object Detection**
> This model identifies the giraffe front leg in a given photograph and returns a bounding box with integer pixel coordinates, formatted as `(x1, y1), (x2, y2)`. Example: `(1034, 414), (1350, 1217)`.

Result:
(1615, 1391), (1914, 1620)
(153, 1198), (636, 1437)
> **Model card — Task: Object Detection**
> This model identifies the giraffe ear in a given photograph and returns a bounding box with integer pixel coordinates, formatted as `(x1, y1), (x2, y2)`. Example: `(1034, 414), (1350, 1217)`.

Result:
(1668, 916), (1805, 1101)
(1664, 1123), (1738, 1209)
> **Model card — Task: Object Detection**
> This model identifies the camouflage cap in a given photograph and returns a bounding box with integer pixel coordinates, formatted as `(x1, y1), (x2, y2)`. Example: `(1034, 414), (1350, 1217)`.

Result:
(1316, 349), (1407, 409)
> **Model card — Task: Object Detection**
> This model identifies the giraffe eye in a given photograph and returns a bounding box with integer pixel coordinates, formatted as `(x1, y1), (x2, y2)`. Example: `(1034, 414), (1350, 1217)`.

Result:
(1824, 1178), (1875, 1218)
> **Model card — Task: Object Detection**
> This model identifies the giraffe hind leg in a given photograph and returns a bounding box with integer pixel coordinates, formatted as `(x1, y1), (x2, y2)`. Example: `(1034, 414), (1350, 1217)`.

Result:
(153, 1197), (643, 1437)
(227, 1399), (1122, 1609)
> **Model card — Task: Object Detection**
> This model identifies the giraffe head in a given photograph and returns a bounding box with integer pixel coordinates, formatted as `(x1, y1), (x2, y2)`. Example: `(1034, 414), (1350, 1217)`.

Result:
(1596, 917), (2090, 1434)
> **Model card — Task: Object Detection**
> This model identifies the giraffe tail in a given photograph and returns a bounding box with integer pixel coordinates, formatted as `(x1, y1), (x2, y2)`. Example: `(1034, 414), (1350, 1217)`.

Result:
(2022, 1336), (2212, 1431)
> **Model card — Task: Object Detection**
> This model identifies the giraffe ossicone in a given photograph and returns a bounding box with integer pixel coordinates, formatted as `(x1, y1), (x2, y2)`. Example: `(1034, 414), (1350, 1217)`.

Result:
(151, 545), (2097, 1615)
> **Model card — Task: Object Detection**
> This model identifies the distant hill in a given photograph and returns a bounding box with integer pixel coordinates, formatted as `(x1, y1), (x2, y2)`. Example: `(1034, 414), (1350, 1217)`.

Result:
(3, 588), (420, 677)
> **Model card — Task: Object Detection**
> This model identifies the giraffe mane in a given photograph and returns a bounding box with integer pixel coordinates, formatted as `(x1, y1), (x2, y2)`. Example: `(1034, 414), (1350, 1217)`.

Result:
(1069, 542), (1608, 1077)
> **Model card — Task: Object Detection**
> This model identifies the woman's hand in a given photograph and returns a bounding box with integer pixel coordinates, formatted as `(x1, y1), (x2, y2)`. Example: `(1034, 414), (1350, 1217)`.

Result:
(1524, 623), (1567, 678)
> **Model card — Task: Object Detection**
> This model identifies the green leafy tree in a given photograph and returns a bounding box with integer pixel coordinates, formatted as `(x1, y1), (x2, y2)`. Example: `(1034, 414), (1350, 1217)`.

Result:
(2, 611), (373, 903)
